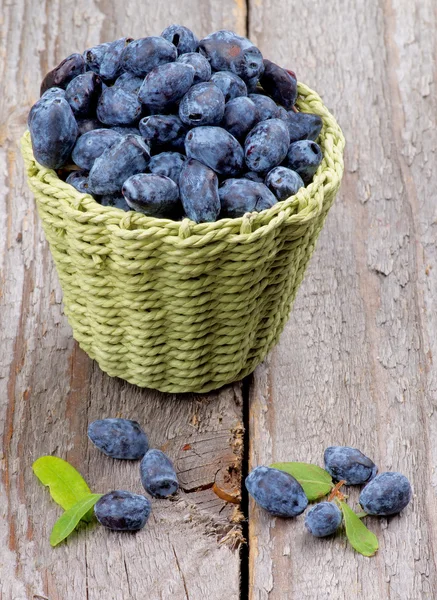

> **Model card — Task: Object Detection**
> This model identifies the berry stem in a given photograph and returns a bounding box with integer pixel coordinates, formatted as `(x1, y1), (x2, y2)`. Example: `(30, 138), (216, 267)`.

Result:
(328, 480), (347, 502)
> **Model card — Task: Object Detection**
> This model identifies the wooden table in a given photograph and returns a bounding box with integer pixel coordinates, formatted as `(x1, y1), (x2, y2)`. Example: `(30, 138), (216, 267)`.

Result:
(1, 1), (436, 598)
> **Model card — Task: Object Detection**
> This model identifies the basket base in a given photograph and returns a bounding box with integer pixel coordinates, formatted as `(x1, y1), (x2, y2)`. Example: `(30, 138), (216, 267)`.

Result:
(76, 336), (273, 394)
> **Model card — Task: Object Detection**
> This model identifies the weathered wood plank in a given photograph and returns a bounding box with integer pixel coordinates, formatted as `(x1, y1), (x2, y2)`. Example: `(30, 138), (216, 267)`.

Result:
(0, 2), (247, 599)
(248, 1), (437, 598)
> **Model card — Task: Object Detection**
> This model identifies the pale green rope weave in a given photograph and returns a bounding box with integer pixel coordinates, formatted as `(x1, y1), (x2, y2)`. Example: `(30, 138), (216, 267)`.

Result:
(21, 83), (345, 393)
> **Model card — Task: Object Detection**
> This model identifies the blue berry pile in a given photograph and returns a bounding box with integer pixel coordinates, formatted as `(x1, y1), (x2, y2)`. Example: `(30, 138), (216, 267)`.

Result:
(246, 446), (412, 554)
(28, 26), (324, 223)
(87, 418), (179, 531)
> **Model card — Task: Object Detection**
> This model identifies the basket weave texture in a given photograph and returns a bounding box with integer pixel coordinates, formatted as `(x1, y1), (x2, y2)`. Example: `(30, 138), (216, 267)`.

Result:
(21, 83), (344, 393)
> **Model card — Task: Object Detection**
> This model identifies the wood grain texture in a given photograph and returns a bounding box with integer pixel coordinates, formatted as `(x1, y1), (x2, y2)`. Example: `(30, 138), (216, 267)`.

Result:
(248, 1), (437, 599)
(0, 2), (246, 599)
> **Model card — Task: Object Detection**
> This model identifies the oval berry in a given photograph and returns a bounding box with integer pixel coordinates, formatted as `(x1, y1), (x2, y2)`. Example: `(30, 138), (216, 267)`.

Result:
(305, 502), (342, 537)
(179, 158), (220, 223)
(219, 179), (277, 218)
(185, 126), (244, 176)
(88, 418), (149, 460)
(245, 466), (308, 517)
(95, 491), (151, 531)
(140, 449), (179, 499)
(161, 24), (199, 55)
(121, 36), (177, 77)
(359, 472), (412, 516)
(179, 82), (225, 127)
(122, 173), (181, 218)
(244, 118), (290, 173)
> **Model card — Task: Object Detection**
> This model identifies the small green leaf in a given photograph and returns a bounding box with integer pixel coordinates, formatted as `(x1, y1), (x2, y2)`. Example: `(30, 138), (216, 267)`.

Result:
(50, 494), (102, 547)
(271, 462), (334, 501)
(340, 502), (378, 557)
(33, 456), (93, 521)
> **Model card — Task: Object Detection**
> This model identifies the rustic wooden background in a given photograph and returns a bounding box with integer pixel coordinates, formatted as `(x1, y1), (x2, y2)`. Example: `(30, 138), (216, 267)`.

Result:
(1, 1), (436, 599)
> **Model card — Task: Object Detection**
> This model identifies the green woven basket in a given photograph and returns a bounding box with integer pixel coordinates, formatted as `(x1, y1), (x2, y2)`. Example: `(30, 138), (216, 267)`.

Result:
(21, 82), (344, 393)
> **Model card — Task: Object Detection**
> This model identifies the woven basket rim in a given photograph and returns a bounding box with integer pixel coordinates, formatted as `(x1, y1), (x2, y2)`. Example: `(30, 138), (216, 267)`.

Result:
(22, 82), (345, 243)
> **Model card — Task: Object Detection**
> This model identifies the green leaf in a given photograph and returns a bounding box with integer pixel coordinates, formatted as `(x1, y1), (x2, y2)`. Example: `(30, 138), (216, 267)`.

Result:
(50, 494), (102, 547)
(33, 456), (93, 521)
(271, 462), (334, 501)
(340, 502), (378, 557)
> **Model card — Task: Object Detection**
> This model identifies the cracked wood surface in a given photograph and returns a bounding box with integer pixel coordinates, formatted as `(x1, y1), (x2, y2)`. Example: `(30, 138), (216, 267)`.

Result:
(248, 1), (437, 599)
(0, 2), (246, 599)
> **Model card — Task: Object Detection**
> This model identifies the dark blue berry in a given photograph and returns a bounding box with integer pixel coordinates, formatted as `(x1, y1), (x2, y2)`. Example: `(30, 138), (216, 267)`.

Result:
(140, 449), (179, 499)
(359, 472), (412, 516)
(185, 126), (244, 176)
(76, 118), (105, 136)
(179, 158), (220, 223)
(100, 37), (133, 81)
(40, 53), (86, 95)
(161, 24), (199, 55)
(97, 86), (142, 126)
(221, 96), (258, 141)
(259, 59), (298, 109)
(66, 170), (90, 194)
(210, 71), (247, 102)
(72, 128), (122, 170)
(305, 502), (342, 537)
(95, 490), (151, 531)
(248, 93), (280, 122)
(285, 111), (323, 143)
(179, 82), (225, 127)
(88, 134), (150, 195)
(219, 179), (276, 217)
(245, 466), (308, 517)
(265, 166), (304, 200)
(28, 87), (66, 126)
(83, 42), (111, 75)
(113, 71), (144, 95)
(324, 446), (378, 486)
(138, 62), (195, 112)
(284, 140), (323, 183)
(29, 97), (78, 169)
(121, 36), (177, 77)
(65, 71), (102, 117)
(243, 171), (264, 183)
(177, 52), (211, 84)
(122, 173), (181, 218)
(88, 418), (148, 459)
(245, 118), (290, 173)
(199, 30), (264, 83)
(149, 152), (186, 184)
(139, 114), (187, 153)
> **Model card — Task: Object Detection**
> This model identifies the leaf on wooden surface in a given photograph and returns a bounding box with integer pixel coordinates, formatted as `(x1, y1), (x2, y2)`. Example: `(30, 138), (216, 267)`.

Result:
(50, 494), (102, 547)
(33, 456), (93, 521)
(340, 501), (378, 557)
(271, 462), (334, 501)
